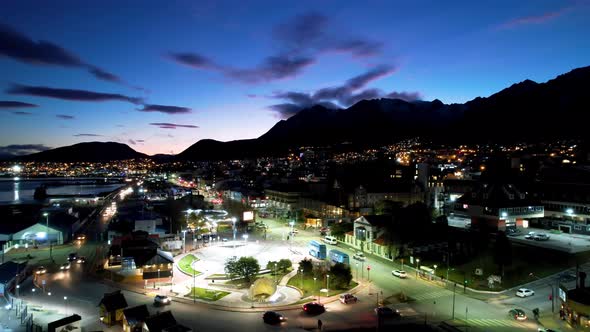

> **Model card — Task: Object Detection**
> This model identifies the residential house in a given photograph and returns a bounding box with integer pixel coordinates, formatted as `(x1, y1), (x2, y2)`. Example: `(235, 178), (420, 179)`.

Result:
(123, 304), (150, 332)
(99, 290), (128, 326)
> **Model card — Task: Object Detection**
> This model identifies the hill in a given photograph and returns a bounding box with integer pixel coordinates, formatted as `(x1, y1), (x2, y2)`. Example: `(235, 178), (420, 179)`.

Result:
(17, 141), (148, 162)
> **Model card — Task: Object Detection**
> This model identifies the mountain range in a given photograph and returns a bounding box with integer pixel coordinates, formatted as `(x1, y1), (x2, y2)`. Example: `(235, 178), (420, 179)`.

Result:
(10, 65), (589, 162)
(15, 142), (147, 162)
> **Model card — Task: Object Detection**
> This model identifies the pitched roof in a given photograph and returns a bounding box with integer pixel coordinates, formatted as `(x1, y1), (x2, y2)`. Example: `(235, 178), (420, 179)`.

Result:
(356, 215), (392, 228)
(144, 311), (177, 332)
(98, 290), (128, 311)
(123, 304), (150, 325)
(456, 183), (538, 208)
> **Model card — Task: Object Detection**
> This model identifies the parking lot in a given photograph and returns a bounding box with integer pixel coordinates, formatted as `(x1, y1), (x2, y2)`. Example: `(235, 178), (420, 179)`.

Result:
(509, 227), (590, 253)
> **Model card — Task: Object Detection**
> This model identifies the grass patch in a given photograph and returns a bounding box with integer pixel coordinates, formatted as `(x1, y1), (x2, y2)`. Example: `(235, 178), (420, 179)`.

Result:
(184, 287), (229, 301)
(421, 242), (590, 291)
(177, 254), (201, 276)
(288, 274), (358, 297)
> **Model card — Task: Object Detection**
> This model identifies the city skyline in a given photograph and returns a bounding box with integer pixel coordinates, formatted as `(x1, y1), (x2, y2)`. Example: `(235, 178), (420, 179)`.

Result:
(1, 0), (589, 156)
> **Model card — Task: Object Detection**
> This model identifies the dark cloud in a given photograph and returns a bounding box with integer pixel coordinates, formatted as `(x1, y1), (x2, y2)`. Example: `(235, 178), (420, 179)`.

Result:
(0, 144), (51, 159)
(226, 55), (314, 83)
(497, 4), (578, 30)
(167, 52), (218, 70)
(136, 139), (145, 143)
(168, 11), (383, 84)
(149, 122), (199, 129)
(7, 84), (143, 104)
(268, 103), (303, 118)
(87, 66), (121, 83)
(56, 114), (75, 119)
(0, 23), (125, 84)
(385, 91), (422, 101)
(0, 101), (38, 108)
(73, 133), (103, 137)
(4, 111), (33, 115)
(269, 66), (420, 118)
(273, 12), (328, 50)
(128, 139), (136, 145)
(139, 104), (192, 114)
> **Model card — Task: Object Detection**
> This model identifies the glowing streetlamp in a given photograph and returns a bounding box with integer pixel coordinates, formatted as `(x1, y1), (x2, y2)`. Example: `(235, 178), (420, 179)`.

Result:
(43, 212), (53, 261)
(416, 258), (420, 277)
(434, 264), (438, 277)
(64, 296), (68, 315)
(326, 274), (330, 296)
(182, 230), (187, 253)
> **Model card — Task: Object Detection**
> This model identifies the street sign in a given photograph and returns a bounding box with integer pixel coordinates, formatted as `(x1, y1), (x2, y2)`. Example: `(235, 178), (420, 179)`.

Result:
(367, 266), (371, 271)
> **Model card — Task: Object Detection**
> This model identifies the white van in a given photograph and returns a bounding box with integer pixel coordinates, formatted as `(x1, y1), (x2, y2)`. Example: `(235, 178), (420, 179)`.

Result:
(323, 236), (338, 245)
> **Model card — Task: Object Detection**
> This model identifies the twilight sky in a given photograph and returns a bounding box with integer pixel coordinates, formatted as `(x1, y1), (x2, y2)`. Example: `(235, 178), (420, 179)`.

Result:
(0, 0), (588, 156)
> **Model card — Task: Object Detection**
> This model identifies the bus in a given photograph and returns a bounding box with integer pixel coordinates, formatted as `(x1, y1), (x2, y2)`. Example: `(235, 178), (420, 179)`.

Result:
(328, 249), (350, 265)
(309, 240), (327, 259)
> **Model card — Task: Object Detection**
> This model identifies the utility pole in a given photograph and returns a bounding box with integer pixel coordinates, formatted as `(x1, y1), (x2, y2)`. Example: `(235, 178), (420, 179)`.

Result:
(451, 283), (457, 319)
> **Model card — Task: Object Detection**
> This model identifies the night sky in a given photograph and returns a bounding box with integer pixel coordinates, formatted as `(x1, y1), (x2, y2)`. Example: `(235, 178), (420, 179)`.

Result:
(1, 0), (588, 156)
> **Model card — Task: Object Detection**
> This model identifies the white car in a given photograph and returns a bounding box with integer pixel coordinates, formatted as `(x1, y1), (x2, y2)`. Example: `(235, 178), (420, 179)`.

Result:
(154, 295), (171, 305)
(516, 288), (534, 297)
(392, 270), (407, 278)
(524, 232), (536, 239)
(352, 252), (366, 261)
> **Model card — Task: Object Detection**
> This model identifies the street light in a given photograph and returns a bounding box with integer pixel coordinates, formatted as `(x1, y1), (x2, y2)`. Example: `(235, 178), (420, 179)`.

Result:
(327, 274), (330, 296)
(43, 212), (53, 261)
(16, 285), (19, 297)
(314, 277), (317, 301)
(232, 217), (237, 242)
(300, 269), (303, 289)
(182, 230), (187, 253)
(64, 296), (68, 315)
(434, 264), (438, 277)
(274, 263), (278, 283)
(157, 269), (161, 289)
(416, 258), (420, 277)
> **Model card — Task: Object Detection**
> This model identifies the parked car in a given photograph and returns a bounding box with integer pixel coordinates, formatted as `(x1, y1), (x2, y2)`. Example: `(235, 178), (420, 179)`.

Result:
(516, 288), (534, 298)
(509, 308), (527, 321)
(322, 236), (338, 245)
(524, 232), (536, 239)
(506, 228), (522, 236)
(352, 252), (366, 261)
(303, 302), (325, 315)
(60, 263), (71, 270)
(67, 252), (78, 262)
(76, 256), (87, 264)
(375, 306), (401, 318)
(392, 270), (407, 278)
(35, 266), (47, 275)
(262, 311), (286, 324)
(533, 233), (550, 241)
(339, 293), (358, 304)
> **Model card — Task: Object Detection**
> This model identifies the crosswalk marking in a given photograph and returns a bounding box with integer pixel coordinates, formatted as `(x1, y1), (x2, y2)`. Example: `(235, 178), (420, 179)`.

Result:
(463, 318), (525, 328)
(411, 289), (452, 301)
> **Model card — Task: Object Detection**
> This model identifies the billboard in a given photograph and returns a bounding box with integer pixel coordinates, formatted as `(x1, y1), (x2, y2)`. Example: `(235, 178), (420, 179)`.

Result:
(243, 211), (254, 221)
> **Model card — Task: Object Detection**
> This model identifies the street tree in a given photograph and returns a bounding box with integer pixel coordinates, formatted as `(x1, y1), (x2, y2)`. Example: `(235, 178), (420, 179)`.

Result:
(299, 258), (314, 276)
(329, 263), (353, 289)
(329, 221), (353, 240)
(225, 256), (260, 283)
(277, 259), (292, 273)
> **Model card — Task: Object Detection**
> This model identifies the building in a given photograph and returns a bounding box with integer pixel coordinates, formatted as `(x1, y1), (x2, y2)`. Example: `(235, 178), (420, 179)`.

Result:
(451, 183), (544, 231)
(348, 183), (425, 214)
(108, 234), (174, 281)
(48, 314), (82, 332)
(560, 272), (590, 329)
(265, 185), (304, 211)
(99, 290), (128, 326)
(11, 223), (64, 247)
(123, 304), (150, 332)
(530, 166), (590, 234)
(344, 215), (393, 260)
